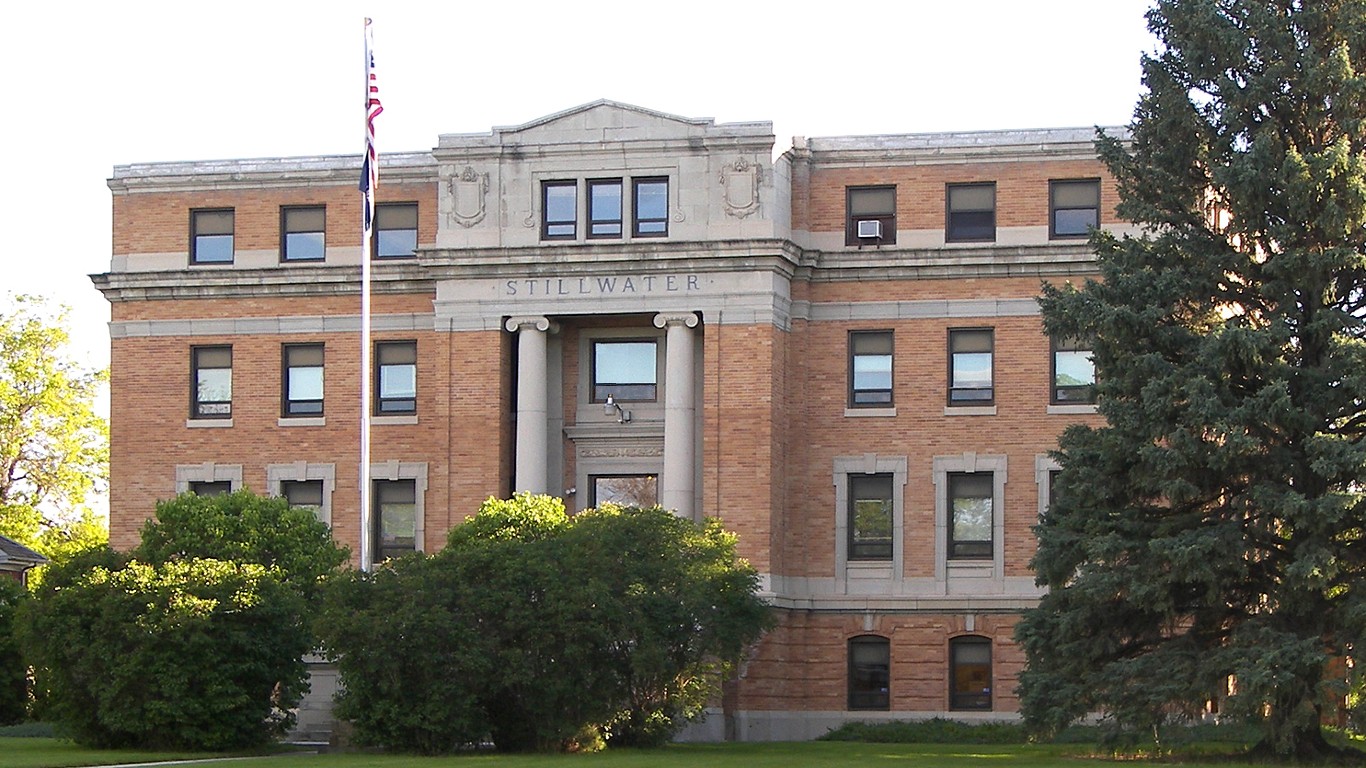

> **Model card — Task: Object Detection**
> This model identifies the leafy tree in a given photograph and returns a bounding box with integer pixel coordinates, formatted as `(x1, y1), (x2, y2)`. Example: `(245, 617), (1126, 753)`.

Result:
(1017, 0), (1366, 759)
(0, 578), (27, 725)
(137, 489), (348, 600)
(318, 494), (770, 753)
(20, 555), (309, 749)
(0, 295), (107, 549)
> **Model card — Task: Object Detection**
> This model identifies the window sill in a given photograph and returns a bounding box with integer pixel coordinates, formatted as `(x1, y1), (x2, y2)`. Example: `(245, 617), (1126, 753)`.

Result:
(372, 415), (418, 426)
(279, 417), (326, 427)
(186, 418), (233, 428)
(845, 407), (897, 418)
(1047, 403), (1098, 415)
(943, 406), (997, 416)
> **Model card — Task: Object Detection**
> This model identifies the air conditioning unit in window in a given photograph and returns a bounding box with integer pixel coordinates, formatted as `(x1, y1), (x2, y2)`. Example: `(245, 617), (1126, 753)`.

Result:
(857, 219), (882, 239)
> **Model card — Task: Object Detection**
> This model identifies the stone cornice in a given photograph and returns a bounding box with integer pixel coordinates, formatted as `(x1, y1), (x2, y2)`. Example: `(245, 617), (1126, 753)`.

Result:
(91, 239), (1099, 302)
(108, 152), (437, 194)
(90, 264), (433, 303)
(792, 126), (1130, 168)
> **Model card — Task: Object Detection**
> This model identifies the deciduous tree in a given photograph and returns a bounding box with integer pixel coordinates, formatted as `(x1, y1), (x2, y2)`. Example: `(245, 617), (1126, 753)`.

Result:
(0, 295), (107, 551)
(1017, 1), (1366, 759)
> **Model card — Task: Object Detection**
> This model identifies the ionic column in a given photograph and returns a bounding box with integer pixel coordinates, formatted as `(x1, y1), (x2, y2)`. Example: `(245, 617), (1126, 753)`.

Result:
(654, 312), (699, 519)
(505, 316), (555, 495)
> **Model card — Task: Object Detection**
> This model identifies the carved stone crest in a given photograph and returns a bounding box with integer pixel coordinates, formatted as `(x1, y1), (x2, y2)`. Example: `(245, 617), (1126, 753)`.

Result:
(446, 166), (488, 228)
(720, 157), (761, 219)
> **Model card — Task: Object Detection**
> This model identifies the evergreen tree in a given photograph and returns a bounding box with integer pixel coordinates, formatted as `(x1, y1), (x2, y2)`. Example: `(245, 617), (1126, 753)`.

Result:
(1017, 1), (1366, 758)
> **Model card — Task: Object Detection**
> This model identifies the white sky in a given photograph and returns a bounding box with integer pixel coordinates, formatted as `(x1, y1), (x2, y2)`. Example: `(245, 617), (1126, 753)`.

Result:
(9, 0), (1157, 378)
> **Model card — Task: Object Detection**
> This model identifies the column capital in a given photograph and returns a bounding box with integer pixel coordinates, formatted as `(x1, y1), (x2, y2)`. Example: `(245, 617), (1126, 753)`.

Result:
(653, 311), (699, 330)
(505, 315), (557, 334)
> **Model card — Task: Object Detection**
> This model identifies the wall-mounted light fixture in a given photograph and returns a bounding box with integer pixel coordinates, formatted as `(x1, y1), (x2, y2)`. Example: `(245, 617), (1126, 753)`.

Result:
(604, 394), (631, 423)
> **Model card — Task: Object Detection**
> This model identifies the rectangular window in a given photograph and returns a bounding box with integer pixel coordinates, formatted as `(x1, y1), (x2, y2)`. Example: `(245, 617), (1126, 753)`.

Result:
(950, 636), (992, 710)
(592, 339), (657, 402)
(188, 480), (231, 496)
(1050, 179), (1100, 239)
(848, 636), (891, 710)
(376, 341), (417, 414)
(1052, 337), (1096, 403)
(632, 177), (669, 237)
(590, 474), (658, 508)
(282, 206), (326, 262)
(588, 179), (623, 238)
(374, 202), (418, 258)
(849, 474), (894, 560)
(946, 183), (996, 242)
(849, 330), (893, 407)
(281, 479), (324, 511)
(948, 473), (993, 559)
(283, 344), (325, 416)
(373, 479), (417, 564)
(191, 209), (234, 264)
(846, 186), (896, 246)
(949, 329), (994, 404)
(191, 346), (232, 419)
(542, 181), (577, 239)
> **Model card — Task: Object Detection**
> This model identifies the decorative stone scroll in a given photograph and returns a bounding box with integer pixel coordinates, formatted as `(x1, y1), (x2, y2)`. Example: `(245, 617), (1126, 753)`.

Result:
(720, 156), (762, 219)
(446, 166), (488, 228)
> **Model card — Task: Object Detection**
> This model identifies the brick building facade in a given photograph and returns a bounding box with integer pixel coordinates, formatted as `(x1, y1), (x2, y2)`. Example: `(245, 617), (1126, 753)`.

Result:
(94, 101), (1127, 740)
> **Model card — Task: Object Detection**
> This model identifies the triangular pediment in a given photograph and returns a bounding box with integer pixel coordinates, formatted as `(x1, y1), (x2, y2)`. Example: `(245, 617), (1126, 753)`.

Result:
(492, 100), (716, 144)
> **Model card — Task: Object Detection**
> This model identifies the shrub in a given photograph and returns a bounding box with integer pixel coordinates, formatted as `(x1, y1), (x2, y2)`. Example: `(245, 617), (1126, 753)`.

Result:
(318, 494), (771, 752)
(21, 557), (309, 749)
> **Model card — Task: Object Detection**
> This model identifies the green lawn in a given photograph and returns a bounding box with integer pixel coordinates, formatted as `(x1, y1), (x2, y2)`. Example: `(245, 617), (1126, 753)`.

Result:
(0, 739), (1289, 768)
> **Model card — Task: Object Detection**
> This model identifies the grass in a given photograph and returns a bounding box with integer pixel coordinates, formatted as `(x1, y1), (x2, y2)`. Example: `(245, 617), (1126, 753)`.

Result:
(0, 739), (1333, 768)
(0, 737), (235, 768)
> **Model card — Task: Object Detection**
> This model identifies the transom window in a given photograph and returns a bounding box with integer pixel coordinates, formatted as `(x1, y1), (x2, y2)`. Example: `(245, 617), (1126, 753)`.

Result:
(191, 346), (232, 419)
(846, 186), (896, 246)
(949, 329), (994, 405)
(849, 474), (894, 561)
(946, 183), (996, 242)
(591, 474), (658, 508)
(376, 341), (417, 414)
(283, 344), (325, 416)
(632, 178), (669, 237)
(542, 181), (577, 239)
(950, 636), (992, 710)
(373, 479), (417, 564)
(849, 330), (893, 407)
(1050, 179), (1100, 239)
(588, 179), (623, 238)
(1052, 337), (1096, 404)
(848, 635), (891, 711)
(374, 203), (418, 258)
(281, 206), (326, 262)
(948, 473), (993, 559)
(592, 339), (657, 402)
(190, 209), (234, 264)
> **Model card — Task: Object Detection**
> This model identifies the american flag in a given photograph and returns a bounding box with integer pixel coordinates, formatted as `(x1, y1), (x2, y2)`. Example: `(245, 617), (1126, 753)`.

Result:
(361, 18), (383, 238)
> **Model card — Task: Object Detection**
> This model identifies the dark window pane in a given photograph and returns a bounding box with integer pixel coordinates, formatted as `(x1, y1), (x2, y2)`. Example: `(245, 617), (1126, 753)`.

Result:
(544, 182), (576, 239)
(189, 480), (231, 496)
(281, 479), (324, 509)
(849, 474), (893, 560)
(589, 180), (623, 237)
(1054, 207), (1098, 237)
(951, 637), (992, 710)
(593, 340), (657, 401)
(592, 475), (658, 507)
(949, 473), (993, 559)
(848, 636), (890, 710)
(633, 179), (668, 236)
(374, 479), (417, 563)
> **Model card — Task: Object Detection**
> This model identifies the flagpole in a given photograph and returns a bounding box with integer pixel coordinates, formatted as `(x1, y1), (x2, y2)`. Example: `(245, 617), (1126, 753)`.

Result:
(359, 17), (382, 572)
